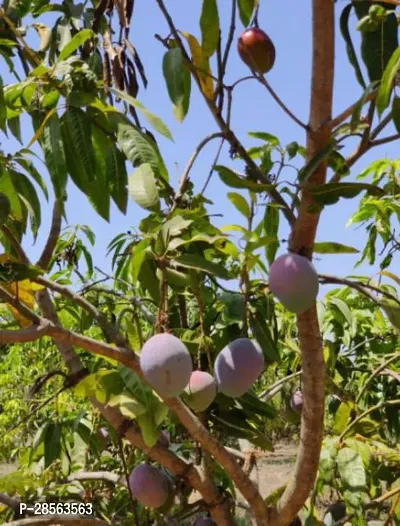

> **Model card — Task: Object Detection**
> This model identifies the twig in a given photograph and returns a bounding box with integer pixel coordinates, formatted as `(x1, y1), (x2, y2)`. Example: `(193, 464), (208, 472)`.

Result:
(255, 74), (309, 131)
(328, 89), (377, 130)
(36, 200), (62, 270)
(369, 133), (400, 147)
(333, 485), (400, 526)
(68, 471), (127, 486)
(260, 371), (302, 401)
(339, 399), (400, 441)
(171, 132), (224, 213)
(355, 353), (400, 403)
(0, 226), (29, 264)
(154, 0), (296, 229)
(318, 273), (400, 306)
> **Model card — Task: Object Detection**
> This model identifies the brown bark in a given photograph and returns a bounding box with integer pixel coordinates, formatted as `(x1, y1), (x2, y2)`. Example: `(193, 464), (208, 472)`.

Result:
(274, 0), (335, 524)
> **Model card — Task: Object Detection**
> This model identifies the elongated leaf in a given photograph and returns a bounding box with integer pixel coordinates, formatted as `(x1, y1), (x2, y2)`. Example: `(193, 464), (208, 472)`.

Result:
(162, 47), (191, 122)
(35, 113), (67, 200)
(61, 108), (97, 186)
(248, 131), (279, 147)
(309, 182), (383, 205)
(264, 203), (279, 264)
(58, 28), (93, 62)
(129, 163), (159, 210)
(131, 239), (151, 282)
(110, 88), (173, 140)
(13, 170), (42, 238)
(376, 47), (400, 115)
(340, 4), (366, 89)
(227, 192), (250, 218)
(107, 145), (128, 214)
(298, 141), (337, 182)
(249, 311), (279, 362)
(44, 423), (62, 468)
(333, 402), (352, 434)
(314, 242), (359, 254)
(112, 115), (168, 181)
(200, 0), (219, 58)
(174, 254), (229, 280)
(337, 447), (366, 489)
(0, 168), (23, 221)
(180, 31), (213, 99)
(330, 297), (353, 326)
(0, 76), (6, 133)
(238, 0), (256, 27)
(215, 165), (273, 192)
(13, 156), (48, 201)
(89, 124), (111, 220)
(392, 95), (400, 134)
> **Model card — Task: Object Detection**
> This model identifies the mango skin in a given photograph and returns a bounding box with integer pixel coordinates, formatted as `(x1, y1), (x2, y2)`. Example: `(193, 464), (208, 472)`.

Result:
(237, 27), (276, 74)
(290, 391), (303, 413)
(193, 517), (217, 526)
(184, 370), (217, 412)
(214, 338), (265, 398)
(128, 463), (169, 509)
(139, 333), (193, 397)
(269, 253), (319, 314)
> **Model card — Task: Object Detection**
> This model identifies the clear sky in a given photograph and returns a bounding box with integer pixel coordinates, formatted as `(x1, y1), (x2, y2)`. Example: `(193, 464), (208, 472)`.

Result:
(2, 1), (400, 295)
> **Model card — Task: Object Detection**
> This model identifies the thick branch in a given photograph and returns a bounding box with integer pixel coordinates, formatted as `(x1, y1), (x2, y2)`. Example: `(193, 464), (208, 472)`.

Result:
(36, 200), (62, 270)
(275, 0), (335, 524)
(0, 493), (21, 512)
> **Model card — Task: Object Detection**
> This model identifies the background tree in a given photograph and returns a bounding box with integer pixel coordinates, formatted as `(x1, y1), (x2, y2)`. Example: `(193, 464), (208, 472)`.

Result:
(0, 0), (399, 525)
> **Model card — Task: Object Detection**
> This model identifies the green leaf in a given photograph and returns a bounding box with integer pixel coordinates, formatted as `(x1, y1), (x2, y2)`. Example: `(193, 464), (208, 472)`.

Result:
(113, 116), (168, 181)
(200, 0), (220, 58)
(376, 46), (400, 115)
(162, 47), (191, 122)
(249, 311), (279, 362)
(137, 412), (161, 447)
(128, 163), (159, 210)
(13, 170), (42, 238)
(61, 108), (97, 187)
(227, 192), (250, 218)
(309, 182), (384, 205)
(248, 131), (280, 147)
(344, 439), (371, 468)
(264, 203), (280, 264)
(0, 76), (7, 133)
(337, 447), (366, 489)
(108, 392), (147, 419)
(110, 88), (173, 141)
(339, 4), (366, 89)
(333, 402), (352, 434)
(107, 145), (128, 214)
(174, 254), (230, 280)
(0, 193), (11, 225)
(330, 297), (353, 326)
(392, 95), (400, 134)
(215, 165), (273, 192)
(298, 141), (337, 183)
(89, 124), (111, 220)
(0, 168), (23, 221)
(131, 239), (151, 282)
(313, 242), (359, 254)
(238, 0), (256, 27)
(58, 28), (93, 62)
(44, 423), (62, 468)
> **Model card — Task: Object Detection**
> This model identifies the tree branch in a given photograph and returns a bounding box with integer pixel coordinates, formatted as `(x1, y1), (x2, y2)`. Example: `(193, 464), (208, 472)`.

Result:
(260, 371), (302, 401)
(0, 493), (21, 512)
(255, 74), (309, 131)
(355, 353), (400, 403)
(339, 399), (400, 441)
(0, 226), (29, 264)
(68, 471), (127, 486)
(274, 0), (335, 524)
(328, 88), (377, 130)
(154, 0), (296, 229)
(36, 200), (62, 270)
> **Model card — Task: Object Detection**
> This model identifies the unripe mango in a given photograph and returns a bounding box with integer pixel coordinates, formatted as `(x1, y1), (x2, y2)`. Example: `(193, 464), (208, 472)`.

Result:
(214, 338), (264, 398)
(237, 27), (276, 74)
(140, 333), (193, 397)
(184, 370), (217, 412)
(128, 463), (169, 508)
(269, 253), (319, 314)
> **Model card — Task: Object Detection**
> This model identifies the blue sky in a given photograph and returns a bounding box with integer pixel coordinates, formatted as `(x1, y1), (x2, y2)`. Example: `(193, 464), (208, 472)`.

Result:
(2, 1), (399, 295)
